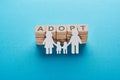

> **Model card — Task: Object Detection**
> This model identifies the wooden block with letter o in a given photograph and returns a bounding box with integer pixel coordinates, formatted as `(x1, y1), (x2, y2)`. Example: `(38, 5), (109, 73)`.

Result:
(56, 25), (67, 40)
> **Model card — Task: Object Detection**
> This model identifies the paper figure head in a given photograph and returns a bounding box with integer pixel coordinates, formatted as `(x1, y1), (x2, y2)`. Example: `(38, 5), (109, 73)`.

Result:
(46, 31), (52, 37)
(72, 30), (78, 36)
(57, 41), (60, 45)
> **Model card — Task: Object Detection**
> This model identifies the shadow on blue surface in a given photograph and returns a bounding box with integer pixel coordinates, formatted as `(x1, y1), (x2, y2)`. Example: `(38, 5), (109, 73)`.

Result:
(36, 44), (87, 58)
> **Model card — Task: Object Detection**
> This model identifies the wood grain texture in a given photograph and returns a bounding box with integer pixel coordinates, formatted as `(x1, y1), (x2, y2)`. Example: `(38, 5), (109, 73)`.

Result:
(35, 24), (88, 45)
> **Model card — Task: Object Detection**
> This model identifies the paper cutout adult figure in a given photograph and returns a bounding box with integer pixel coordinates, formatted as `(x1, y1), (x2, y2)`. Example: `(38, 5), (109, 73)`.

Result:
(56, 41), (62, 54)
(43, 31), (56, 54)
(43, 30), (82, 54)
(68, 30), (82, 54)
(62, 41), (68, 54)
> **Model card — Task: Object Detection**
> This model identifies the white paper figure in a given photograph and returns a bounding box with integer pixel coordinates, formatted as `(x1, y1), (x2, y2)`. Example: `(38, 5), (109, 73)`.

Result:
(62, 41), (68, 54)
(43, 31), (56, 54)
(56, 41), (62, 54)
(68, 30), (82, 54)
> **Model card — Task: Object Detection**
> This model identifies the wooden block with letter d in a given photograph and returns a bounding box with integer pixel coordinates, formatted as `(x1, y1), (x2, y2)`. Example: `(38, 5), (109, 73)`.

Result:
(46, 25), (57, 40)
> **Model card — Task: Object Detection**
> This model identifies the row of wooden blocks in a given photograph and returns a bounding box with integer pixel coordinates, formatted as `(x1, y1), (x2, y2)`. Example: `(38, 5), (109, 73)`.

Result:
(35, 24), (88, 45)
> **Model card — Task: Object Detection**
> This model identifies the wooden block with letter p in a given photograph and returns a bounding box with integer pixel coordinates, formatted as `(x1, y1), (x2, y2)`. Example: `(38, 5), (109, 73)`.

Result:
(67, 24), (78, 41)
(67, 24), (78, 35)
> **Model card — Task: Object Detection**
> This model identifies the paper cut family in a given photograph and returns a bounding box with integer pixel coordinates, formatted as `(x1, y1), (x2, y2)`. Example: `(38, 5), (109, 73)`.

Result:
(43, 30), (82, 54)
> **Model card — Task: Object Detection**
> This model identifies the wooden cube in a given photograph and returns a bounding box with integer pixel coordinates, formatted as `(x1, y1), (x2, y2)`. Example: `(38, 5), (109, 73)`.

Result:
(66, 34), (71, 39)
(57, 25), (67, 34)
(81, 38), (87, 44)
(36, 38), (44, 45)
(56, 25), (67, 40)
(67, 24), (78, 35)
(77, 24), (88, 35)
(35, 25), (46, 38)
(57, 35), (67, 39)
(79, 35), (88, 39)
(35, 24), (88, 45)
(81, 41), (87, 44)
(46, 25), (57, 40)
(67, 39), (70, 42)
(67, 37), (87, 44)
(57, 39), (66, 43)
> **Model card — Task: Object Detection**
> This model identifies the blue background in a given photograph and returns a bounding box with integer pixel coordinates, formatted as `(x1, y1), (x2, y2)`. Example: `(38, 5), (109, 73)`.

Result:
(0, 0), (120, 80)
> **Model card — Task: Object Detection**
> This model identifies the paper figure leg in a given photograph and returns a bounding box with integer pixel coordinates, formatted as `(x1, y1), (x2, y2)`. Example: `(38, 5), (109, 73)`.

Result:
(50, 48), (52, 54)
(76, 44), (79, 54)
(59, 51), (61, 54)
(72, 45), (75, 54)
(57, 50), (59, 54)
(66, 49), (67, 54)
(63, 50), (65, 54)
(46, 48), (49, 54)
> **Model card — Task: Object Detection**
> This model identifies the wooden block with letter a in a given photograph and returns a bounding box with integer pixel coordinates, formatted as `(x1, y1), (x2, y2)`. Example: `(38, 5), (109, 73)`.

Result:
(36, 38), (44, 45)
(35, 25), (46, 38)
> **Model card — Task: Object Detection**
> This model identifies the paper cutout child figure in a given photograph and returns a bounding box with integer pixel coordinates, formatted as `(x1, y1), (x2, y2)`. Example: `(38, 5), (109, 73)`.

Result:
(43, 31), (56, 54)
(62, 41), (68, 54)
(68, 30), (82, 54)
(56, 41), (62, 54)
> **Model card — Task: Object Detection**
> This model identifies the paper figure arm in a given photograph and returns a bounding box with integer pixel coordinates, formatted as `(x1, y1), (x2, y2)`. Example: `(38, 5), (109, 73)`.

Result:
(52, 40), (57, 46)
(78, 37), (82, 44)
(43, 39), (46, 45)
(67, 38), (72, 46)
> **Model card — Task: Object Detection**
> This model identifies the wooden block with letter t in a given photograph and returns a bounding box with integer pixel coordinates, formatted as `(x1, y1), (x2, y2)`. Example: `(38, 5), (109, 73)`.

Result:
(81, 39), (87, 44)
(79, 35), (88, 39)
(77, 24), (88, 35)
(77, 24), (88, 44)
